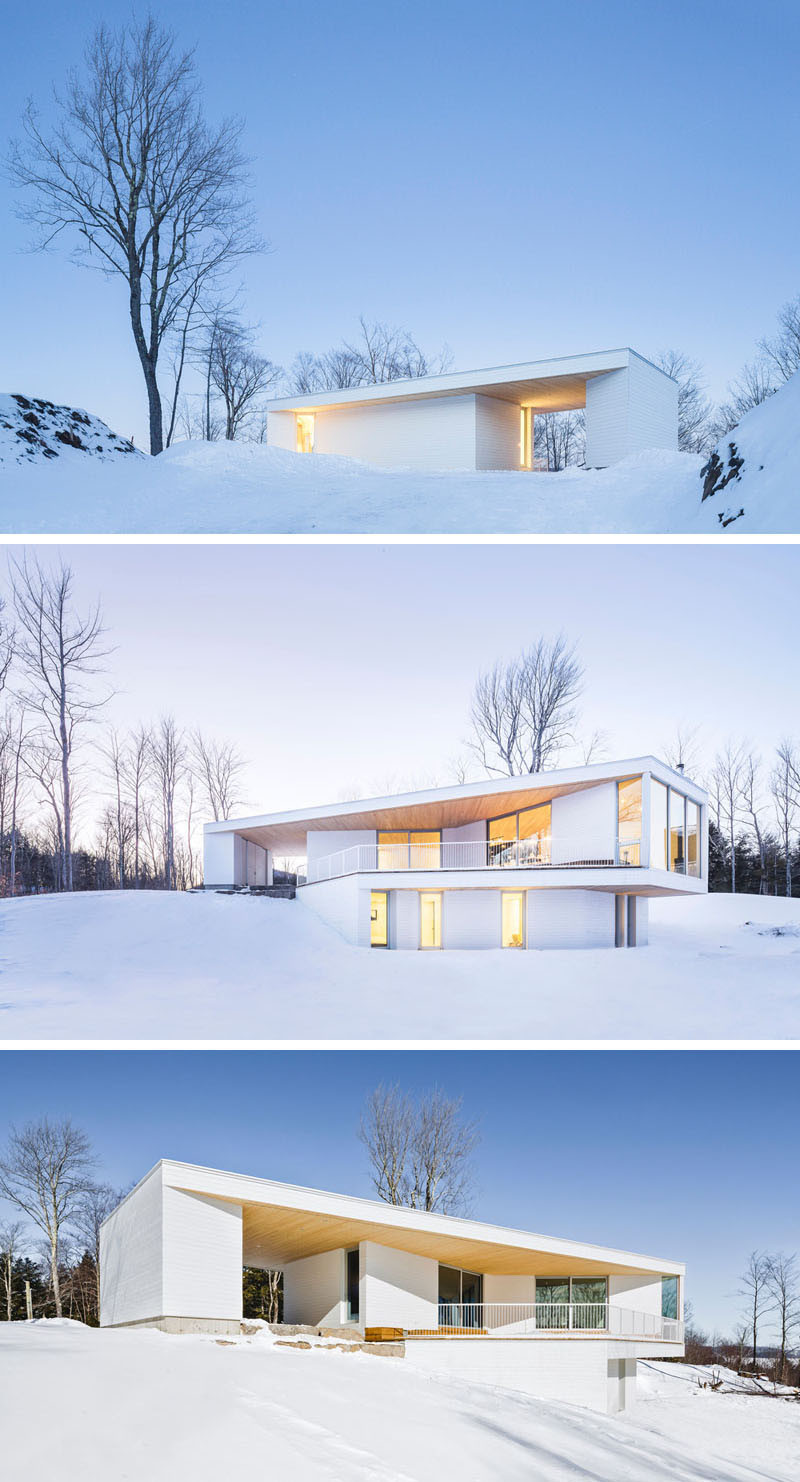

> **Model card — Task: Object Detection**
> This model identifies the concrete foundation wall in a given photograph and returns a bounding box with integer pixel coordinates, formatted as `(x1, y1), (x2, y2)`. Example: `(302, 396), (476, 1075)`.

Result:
(405, 1337), (613, 1413)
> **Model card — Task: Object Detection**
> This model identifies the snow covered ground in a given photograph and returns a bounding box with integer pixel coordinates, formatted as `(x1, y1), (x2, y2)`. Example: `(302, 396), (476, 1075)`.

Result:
(1, 372), (797, 532)
(1, 1322), (797, 1482)
(1, 889), (798, 1040)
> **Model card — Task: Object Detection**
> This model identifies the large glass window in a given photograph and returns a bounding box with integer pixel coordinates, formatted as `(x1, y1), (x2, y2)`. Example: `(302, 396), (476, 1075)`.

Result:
(488, 804), (551, 865)
(420, 892), (442, 948)
(438, 1265), (483, 1328)
(370, 891), (388, 948)
(295, 413), (315, 453)
(501, 892), (525, 948)
(669, 792), (686, 873)
(617, 777), (642, 865)
(650, 779), (669, 871)
(378, 831), (440, 869)
(346, 1248), (360, 1321)
(535, 1277), (570, 1328)
(570, 1278), (608, 1328)
(686, 801), (701, 877)
(661, 1276), (679, 1320)
(536, 1276), (607, 1329)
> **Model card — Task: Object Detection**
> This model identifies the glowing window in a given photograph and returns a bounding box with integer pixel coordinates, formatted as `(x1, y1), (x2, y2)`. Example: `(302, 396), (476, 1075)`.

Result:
(686, 801), (700, 877)
(502, 892), (524, 948)
(669, 792), (686, 873)
(409, 831), (440, 869)
(378, 831), (440, 869)
(420, 892), (442, 948)
(617, 777), (642, 865)
(378, 831), (407, 870)
(296, 413), (315, 453)
(370, 891), (388, 947)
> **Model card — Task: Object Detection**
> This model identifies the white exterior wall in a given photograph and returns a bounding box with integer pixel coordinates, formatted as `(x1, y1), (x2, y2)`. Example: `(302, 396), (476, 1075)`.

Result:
(306, 829), (375, 867)
(608, 1273), (664, 1320)
(441, 821), (486, 845)
(266, 410), (296, 450)
(312, 395), (478, 470)
(406, 1337), (612, 1413)
(161, 1186), (243, 1322)
(441, 889), (502, 949)
(551, 780), (616, 849)
(392, 889), (420, 950)
(475, 394), (521, 470)
(282, 1248), (346, 1327)
(100, 1166), (163, 1326)
(203, 830), (247, 887)
(361, 1242), (438, 1329)
(528, 888), (615, 948)
(296, 874), (369, 945)
(483, 1274), (536, 1305)
(585, 357), (677, 465)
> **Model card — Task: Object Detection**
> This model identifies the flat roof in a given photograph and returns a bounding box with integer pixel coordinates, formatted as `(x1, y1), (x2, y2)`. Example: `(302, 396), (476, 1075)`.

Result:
(111, 1160), (684, 1278)
(266, 347), (673, 415)
(205, 755), (706, 852)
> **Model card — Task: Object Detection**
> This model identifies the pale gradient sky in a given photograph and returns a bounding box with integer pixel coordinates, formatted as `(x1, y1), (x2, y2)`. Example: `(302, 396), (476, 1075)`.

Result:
(1, 1049), (797, 1339)
(10, 541), (799, 838)
(1, 1), (799, 445)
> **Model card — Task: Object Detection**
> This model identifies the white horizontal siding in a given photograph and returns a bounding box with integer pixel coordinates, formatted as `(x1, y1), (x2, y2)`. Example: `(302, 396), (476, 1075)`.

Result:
(296, 874), (367, 944)
(528, 889), (615, 948)
(551, 780), (617, 846)
(475, 394), (521, 470)
(441, 889), (500, 949)
(283, 1248), (345, 1327)
(392, 890), (420, 950)
(627, 354), (678, 454)
(100, 1166), (163, 1326)
(314, 395), (477, 470)
(362, 1242), (438, 1329)
(161, 1186), (243, 1322)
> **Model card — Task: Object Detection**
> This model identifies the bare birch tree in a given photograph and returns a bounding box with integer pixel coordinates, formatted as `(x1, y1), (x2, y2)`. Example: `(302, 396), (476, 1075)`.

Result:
(739, 1251), (772, 1374)
(9, 16), (262, 454)
(765, 1253), (800, 1384)
(11, 556), (110, 891)
(710, 741), (749, 892)
(0, 1219), (26, 1320)
(0, 1119), (96, 1319)
(72, 1182), (125, 1319)
(205, 316), (282, 438)
(742, 752), (768, 895)
(149, 715), (186, 889)
(771, 741), (798, 897)
(360, 1084), (480, 1215)
(470, 635), (584, 776)
(191, 731), (246, 820)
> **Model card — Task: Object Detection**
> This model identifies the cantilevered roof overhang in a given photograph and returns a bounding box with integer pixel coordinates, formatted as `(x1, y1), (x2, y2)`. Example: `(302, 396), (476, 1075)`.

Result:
(204, 755), (706, 855)
(265, 348), (674, 417)
(135, 1160), (684, 1279)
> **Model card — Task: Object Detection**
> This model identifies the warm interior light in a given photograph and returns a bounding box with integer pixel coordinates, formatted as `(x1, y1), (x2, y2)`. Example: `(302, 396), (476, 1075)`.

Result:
(519, 407), (532, 470)
(296, 414), (315, 453)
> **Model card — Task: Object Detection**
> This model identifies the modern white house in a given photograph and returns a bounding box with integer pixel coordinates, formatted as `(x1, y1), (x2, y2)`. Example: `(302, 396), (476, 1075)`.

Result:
(203, 757), (707, 951)
(100, 1159), (684, 1414)
(265, 348), (678, 470)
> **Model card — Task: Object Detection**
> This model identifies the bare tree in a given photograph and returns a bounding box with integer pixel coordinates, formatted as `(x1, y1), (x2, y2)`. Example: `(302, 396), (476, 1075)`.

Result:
(72, 1182), (125, 1320)
(0, 1119), (96, 1318)
(739, 1251), (772, 1374)
(711, 741), (749, 892)
(10, 16), (262, 454)
(765, 1253), (799, 1384)
(759, 294), (800, 385)
(712, 361), (775, 438)
(11, 556), (110, 891)
(207, 319), (282, 439)
(289, 316), (451, 394)
(0, 1219), (26, 1320)
(470, 636), (584, 777)
(191, 731), (246, 820)
(653, 351), (713, 453)
(662, 724), (702, 778)
(149, 715), (186, 889)
(771, 741), (798, 897)
(533, 410), (585, 470)
(359, 1084), (480, 1215)
(742, 752), (768, 895)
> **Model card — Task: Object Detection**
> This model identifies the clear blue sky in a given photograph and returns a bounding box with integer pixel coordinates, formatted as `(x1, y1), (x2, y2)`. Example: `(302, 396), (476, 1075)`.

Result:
(2, 1), (799, 445)
(0, 1048), (796, 1338)
(16, 541), (799, 831)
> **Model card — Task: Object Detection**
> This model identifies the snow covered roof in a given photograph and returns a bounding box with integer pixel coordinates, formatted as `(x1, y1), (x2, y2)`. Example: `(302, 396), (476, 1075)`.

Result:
(266, 348), (675, 414)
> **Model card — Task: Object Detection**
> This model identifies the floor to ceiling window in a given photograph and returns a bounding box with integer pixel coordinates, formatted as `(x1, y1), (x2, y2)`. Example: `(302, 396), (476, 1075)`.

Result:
(370, 891), (388, 947)
(617, 777), (642, 864)
(438, 1264), (483, 1327)
(536, 1276), (607, 1328)
(378, 831), (440, 869)
(419, 892), (442, 948)
(487, 803), (551, 865)
(295, 413), (315, 452)
(501, 892), (525, 947)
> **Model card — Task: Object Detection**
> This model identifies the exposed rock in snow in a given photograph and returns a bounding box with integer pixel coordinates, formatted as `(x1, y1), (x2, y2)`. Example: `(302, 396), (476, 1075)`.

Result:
(697, 371), (800, 532)
(0, 392), (141, 466)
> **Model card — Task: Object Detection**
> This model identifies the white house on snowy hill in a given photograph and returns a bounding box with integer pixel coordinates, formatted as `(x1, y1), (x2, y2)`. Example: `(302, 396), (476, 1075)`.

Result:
(264, 348), (678, 470)
(100, 1159), (685, 1414)
(203, 757), (707, 950)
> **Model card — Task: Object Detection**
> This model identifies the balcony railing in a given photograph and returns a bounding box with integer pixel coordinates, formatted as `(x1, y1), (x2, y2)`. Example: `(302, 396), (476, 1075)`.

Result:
(303, 837), (642, 885)
(406, 1303), (682, 1342)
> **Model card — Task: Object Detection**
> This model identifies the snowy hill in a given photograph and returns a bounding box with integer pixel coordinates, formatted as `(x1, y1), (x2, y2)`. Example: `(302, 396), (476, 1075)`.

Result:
(696, 372), (800, 533)
(0, 393), (141, 467)
(1, 1323), (796, 1482)
(1, 889), (798, 1039)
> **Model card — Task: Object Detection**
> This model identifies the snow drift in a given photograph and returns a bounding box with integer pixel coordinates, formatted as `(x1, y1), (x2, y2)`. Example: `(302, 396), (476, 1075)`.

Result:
(1, 1323), (796, 1482)
(1, 888), (798, 1040)
(697, 371), (800, 533)
(0, 392), (141, 468)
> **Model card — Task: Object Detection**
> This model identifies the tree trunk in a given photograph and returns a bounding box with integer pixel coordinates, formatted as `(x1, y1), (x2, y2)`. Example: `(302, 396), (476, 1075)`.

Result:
(59, 689), (73, 893)
(128, 273), (164, 456)
(50, 1239), (62, 1319)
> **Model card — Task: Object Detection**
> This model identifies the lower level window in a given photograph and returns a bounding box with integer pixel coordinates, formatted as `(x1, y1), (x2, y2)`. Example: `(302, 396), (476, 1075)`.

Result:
(420, 891), (442, 948)
(370, 891), (388, 947)
(501, 892), (525, 947)
(346, 1248), (360, 1321)
(296, 413), (315, 453)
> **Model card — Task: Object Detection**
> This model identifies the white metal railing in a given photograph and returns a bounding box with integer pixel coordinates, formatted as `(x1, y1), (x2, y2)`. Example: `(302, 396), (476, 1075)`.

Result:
(303, 837), (642, 885)
(407, 1303), (682, 1341)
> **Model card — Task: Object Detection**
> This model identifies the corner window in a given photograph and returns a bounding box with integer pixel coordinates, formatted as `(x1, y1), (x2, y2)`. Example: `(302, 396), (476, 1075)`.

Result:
(686, 801), (701, 877)
(617, 778), (642, 865)
(296, 413), (315, 453)
(662, 1275), (679, 1320)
